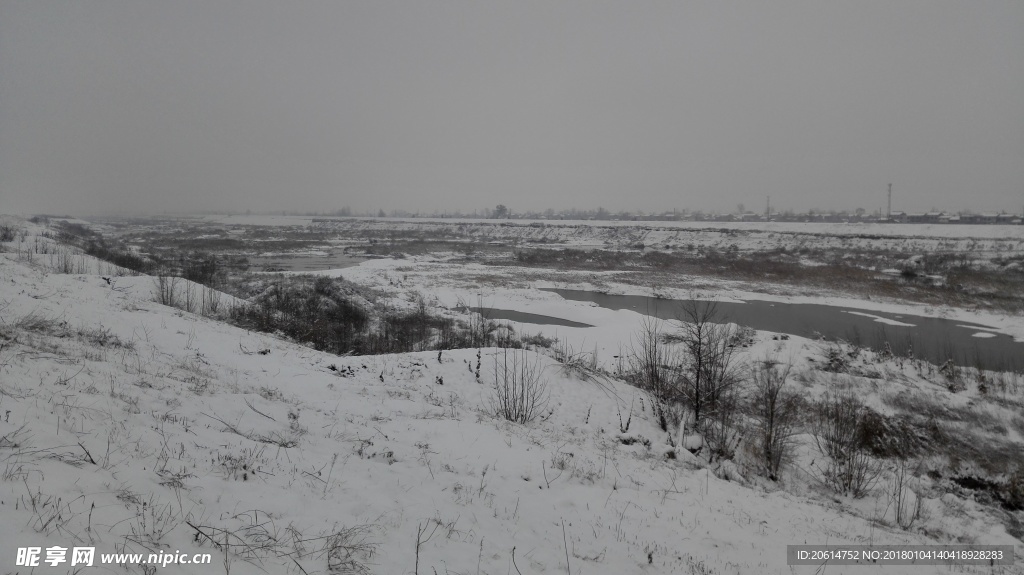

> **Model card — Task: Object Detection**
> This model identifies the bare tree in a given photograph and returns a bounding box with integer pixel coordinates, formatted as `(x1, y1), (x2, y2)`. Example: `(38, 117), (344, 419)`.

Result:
(675, 298), (742, 429)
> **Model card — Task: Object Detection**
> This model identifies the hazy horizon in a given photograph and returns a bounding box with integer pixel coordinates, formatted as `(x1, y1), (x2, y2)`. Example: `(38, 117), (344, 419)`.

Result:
(2, 1), (1022, 216)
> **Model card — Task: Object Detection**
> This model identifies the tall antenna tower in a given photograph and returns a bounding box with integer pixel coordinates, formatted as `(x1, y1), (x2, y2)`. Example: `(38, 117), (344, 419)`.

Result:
(766, 196), (771, 218)
(887, 183), (892, 219)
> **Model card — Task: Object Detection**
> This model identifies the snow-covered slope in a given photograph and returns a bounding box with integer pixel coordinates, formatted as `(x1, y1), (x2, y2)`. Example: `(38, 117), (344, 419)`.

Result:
(0, 234), (1020, 574)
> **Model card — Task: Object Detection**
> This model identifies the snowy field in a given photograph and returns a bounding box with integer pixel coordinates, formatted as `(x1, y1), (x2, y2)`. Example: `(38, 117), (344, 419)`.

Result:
(195, 214), (1024, 257)
(202, 214), (1024, 241)
(1, 217), (1023, 574)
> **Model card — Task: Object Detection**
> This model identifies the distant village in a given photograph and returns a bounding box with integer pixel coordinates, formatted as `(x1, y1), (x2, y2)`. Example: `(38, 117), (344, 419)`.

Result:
(501, 209), (1024, 225)
(322, 206), (1024, 225)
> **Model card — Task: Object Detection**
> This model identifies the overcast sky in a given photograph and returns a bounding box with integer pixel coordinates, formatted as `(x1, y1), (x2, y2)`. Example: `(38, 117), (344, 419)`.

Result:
(1, 1), (1022, 216)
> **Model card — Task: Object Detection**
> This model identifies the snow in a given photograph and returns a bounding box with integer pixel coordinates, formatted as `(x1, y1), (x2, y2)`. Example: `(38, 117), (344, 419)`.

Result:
(842, 311), (916, 327)
(1, 221), (1022, 574)
(324, 256), (1024, 345)
(205, 214), (1024, 241)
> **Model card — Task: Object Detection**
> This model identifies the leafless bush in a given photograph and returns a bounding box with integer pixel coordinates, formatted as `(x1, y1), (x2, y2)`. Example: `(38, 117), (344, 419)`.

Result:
(11, 309), (62, 334)
(0, 225), (16, 242)
(675, 299), (743, 430)
(939, 359), (965, 392)
(182, 280), (198, 314)
(749, 357), (800, 480)
(552, 340), (598, 380)
(627, 315), (692, 434)
(201, 285), (222, 316)
(817, 341), (852, 373)
(817, 445), (883, 499)
(627, 315), (674, 403)
(624, 299), (745, 442)
(456, 295), (500, 347)
(698, 381), (743, 463)
(813, 388), (860, 460)
(490, 348), (549, 424)
(888, 458), (923, 530)
(77, 325), (132, 350)
(812, 389), (883, 497)
(51, 247), (86, 274)
(154, 274), (181, 308)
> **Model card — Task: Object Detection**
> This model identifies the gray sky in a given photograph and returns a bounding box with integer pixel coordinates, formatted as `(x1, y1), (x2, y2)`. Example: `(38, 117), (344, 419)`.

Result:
(1, 1), (1022, 216)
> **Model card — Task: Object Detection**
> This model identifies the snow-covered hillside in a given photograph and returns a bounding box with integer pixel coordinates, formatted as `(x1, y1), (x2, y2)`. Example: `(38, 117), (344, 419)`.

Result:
(1, 222), (1021, 574)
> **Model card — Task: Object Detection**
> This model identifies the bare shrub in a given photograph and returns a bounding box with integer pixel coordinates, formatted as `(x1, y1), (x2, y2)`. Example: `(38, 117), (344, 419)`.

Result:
(698, 381), (743, 463)
(939, 359), (966, 392)
(749, 357), (800, 480)
(818, 444), (883, 499)
(817, 341), (851, 373)
(181, 280), (198, 314)
(51, 247), (86, 274)
(457, 295), (499, 347)
(888, 458), (923, 530)
(813, 387), (860, 460)
(521, 331), (556, 349)
(624, 299), (745, 448)
(812, 388), (883, 497)
(627, 315), (676, 424)
(552, 339), (598, 380)
(675, 298), (743, 431)
(490, 348), (548, 424)
(857, 409), (929, 459)
(11, 309), (62, 334)
(201, 285), (222, 316)
(154, 274), (181, 308)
